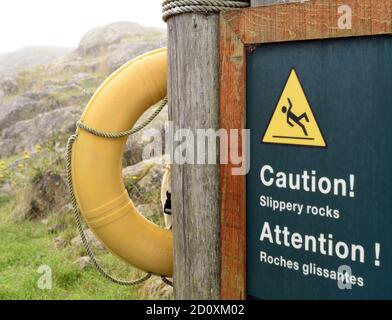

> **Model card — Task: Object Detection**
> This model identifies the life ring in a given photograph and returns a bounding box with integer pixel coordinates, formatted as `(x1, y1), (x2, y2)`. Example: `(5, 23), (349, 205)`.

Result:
(70, 48), (172, 277)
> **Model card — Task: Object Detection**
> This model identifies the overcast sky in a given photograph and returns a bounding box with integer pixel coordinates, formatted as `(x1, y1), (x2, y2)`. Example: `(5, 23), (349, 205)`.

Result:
(0, 0), (166, 54)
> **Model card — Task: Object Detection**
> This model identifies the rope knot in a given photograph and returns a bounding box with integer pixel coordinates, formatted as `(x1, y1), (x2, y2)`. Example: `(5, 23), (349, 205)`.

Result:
(162, 0), (250, 22)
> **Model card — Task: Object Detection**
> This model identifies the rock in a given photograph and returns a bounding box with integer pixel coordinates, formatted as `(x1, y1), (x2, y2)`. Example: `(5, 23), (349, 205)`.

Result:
(122, 156), (166, 180)
(60, 61), (83, 73)
(123, 155), (168, 183)
(0, 80), (84, 138)
(0, 182), (13, 196)
(61, 58), (101, 74)
(48, 223), (68, 234)
(71, 229), (105, 251)
(139, 276), (173, 300)
(108, 41), (166, 72)
(22, 91), (48, 101)
(0, 46), (71, 77)
(137, 164), (167, 192)
(82, 60), (101, 73)
(0, 106), (81, 157)
(58, 203), (73, 215)
(123, 104), (168, 166)
(0, 78), (18, 96)
(74, 256), (91, 270)
(0, 96), (34, 116)
(37, 84), (63, 96)
(54, 236), (66, 249)
(123, 156), (168, 212)
(0, 96), (35, 129)
(68, 73), (97, 86)
(0, 138), (13, 157)
(0, 21), (170, 162)
(0, 96), (61, 133)
(77, 22), (164, 55)
(15, 170), (69, 220)
(136, 204), (160, 218)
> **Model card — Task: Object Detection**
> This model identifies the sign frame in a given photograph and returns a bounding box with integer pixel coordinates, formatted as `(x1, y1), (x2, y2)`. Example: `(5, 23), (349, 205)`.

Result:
(219, 0), (392, 300)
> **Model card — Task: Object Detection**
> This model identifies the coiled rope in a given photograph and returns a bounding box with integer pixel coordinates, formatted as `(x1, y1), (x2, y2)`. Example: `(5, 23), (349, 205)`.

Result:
(66, 98), (170, 286)
(162, 0), (250, 21)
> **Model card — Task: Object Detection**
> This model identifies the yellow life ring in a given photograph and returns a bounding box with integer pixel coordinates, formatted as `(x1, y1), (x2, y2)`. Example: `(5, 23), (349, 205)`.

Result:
(70, 48), (173, 277)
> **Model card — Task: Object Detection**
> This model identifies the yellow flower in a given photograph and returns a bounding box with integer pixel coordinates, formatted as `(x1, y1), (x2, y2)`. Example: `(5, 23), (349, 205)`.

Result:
(132, 176), (139, 180)
(35, 144), (42, 153)
(17, 163), (24, 170)
(0, 161), (5, 169)
(23, 152), (31, 160)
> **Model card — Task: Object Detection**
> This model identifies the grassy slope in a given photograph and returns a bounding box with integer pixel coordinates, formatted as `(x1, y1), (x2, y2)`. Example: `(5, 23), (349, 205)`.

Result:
(0, 149), (170, 300)
(0, 195), (157, 300)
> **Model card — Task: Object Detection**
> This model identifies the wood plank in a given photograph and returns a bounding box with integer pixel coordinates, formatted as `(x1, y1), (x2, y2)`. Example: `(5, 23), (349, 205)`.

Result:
(168, 13), (221, 300)
(220, 12), (247, 301)
(222, 0), (392, 45)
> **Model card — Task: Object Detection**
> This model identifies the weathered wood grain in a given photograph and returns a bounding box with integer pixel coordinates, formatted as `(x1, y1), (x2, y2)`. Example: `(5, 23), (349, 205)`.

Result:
(168, 13), (221, 300)
(224, 0), (392, 45)
(251, 0), (304, 6)
(220, 13), (247, 300)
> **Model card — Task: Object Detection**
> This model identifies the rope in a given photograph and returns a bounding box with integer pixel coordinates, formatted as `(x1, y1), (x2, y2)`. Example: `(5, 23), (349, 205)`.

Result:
(162, 0), (250, 21)
(161, 276), (174, 287)
(77, 98), (167, 139)
(66, 98), (171, 287)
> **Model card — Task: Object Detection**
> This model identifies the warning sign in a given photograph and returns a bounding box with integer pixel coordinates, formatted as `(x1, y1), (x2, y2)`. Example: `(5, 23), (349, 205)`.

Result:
(247, 35), (392, 300)
(262, 69), (327, 148)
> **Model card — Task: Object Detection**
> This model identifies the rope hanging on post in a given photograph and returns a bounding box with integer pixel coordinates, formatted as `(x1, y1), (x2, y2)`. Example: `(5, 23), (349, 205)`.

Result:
(162, 0), (250, 22)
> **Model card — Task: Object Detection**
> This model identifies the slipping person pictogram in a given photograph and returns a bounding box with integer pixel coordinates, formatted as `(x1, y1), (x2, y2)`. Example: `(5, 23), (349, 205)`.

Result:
(262, 69), (326, 148)
(281, 98), (309, 136)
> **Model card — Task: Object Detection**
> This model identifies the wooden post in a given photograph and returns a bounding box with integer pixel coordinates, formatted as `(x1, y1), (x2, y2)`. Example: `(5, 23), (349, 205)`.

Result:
(168, 14), (221, 299)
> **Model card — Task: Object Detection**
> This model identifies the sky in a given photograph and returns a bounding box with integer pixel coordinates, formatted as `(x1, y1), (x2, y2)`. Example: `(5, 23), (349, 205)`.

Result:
(0, 0), (166, 54)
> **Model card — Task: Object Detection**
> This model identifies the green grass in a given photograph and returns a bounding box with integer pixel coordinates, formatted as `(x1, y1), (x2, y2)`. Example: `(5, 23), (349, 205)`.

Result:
(0, 195), (167, 300)
(0, 125), (171, 300)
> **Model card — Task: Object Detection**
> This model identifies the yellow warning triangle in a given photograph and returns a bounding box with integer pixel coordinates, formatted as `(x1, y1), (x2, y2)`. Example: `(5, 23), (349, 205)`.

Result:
(262, 69), (327, 148)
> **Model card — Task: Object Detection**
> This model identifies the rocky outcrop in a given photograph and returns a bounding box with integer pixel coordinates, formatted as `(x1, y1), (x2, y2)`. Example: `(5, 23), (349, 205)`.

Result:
(15, 170), (69, 220)
(77, 22), (164, 56)
(108, 41), (166, 72)
(136, 204), (160, 219)
(123, 155), (168, 220)
(124, 104), (168, 166)
(67, 73), (97, 86)
(0, 21), (166, 159)
(0, 46), (71, 77)
(1, 96), (51, 132)
(123, 155), (168, 190)
(0, 78), (18, 96)
(139, 277), (173, 300)
(0, 106), (81, 157)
